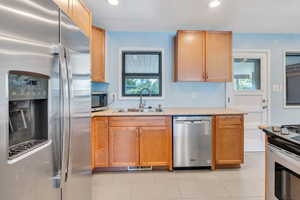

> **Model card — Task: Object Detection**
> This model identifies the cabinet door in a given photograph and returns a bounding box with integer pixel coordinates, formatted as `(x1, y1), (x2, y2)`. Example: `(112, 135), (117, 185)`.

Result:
(53, 0), (70, 15)
(215, 115), (244, 165)
(92, 117), (109, 168)
(91, 26), (105, 82)
(139, 127), (171, 167)
(109, 127), (139, 167)
(71, 0), (91, 37)
(205, 31), (232, 82)
(175, 31), (205, 82)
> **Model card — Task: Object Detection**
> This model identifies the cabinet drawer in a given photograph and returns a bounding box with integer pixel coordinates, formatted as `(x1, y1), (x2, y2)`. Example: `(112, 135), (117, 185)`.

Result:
(216, 115), (242, 127)
(109, 117), (170, 127)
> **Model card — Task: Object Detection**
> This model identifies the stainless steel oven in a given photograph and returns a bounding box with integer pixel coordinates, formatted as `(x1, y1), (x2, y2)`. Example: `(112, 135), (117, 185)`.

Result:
(91, 92), (108, 112)
(267, 138), (300, 200)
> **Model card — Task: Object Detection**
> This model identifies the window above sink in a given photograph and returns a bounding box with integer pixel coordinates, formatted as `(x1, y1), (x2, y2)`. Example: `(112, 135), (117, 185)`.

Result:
(120, 49), (164, 99)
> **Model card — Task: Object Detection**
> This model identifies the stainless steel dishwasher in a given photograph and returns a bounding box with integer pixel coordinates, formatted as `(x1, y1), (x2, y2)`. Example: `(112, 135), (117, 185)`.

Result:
(173, 116), (212, 168)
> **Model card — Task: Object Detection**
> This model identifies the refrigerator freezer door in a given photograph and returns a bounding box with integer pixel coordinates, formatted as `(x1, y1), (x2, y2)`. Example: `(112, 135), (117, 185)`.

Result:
(60, 11), (92, 200)
(0, 0), (60, 200)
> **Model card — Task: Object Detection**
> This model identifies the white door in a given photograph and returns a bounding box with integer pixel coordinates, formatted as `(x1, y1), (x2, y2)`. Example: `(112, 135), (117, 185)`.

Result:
(226, 50), (270, 152)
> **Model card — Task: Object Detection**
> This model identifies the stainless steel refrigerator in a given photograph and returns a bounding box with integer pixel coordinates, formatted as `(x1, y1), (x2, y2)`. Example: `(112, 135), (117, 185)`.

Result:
(0, 1), (92, 200)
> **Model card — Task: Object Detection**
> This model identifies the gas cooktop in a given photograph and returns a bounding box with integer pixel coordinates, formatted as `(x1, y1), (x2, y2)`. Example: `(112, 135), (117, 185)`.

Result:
(264, 124), (300, 145)
(282, 124), (300, 133)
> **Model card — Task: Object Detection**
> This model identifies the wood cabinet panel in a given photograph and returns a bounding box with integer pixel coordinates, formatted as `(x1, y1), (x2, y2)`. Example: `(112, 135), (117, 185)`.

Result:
(92, 117), (109, 168)
(205, 31), (232, 82)
(53, 0), (91, 37)
(109, 127), (139, 167)
(91, 26), (105, 82)
(71, 0), (91, 37)
(92, 116), (172, 170)
(139, 127), (171, 167)
(215, 115), (244, 166)
(53, 0), (70, 14)
(175, 31), (205, 82)
(174, 30), (232, 82)
(109, 117), (168, 127)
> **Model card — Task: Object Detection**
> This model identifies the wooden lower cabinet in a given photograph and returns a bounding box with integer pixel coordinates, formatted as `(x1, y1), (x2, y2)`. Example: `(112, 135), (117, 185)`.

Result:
(92, 117), (109, 168)
(139, 127), (171, 167)
(109, 127), (140, 167)
(215, 115), (244, 167)
(92, 116), (172, 170)
(92, 115), (244, 171)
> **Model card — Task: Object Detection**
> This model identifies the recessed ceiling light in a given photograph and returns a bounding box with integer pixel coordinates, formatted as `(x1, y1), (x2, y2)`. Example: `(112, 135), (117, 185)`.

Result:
(209, 0), (221, 8)
(107, 0), (119, 6)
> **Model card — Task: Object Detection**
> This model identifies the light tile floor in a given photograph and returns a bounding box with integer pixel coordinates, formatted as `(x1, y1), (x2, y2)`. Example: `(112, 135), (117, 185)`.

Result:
(93, 152), (265, 200)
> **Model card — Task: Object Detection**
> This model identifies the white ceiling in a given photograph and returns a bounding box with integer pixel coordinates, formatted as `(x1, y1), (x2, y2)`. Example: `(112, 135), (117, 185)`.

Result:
(83, 0), (300, 33)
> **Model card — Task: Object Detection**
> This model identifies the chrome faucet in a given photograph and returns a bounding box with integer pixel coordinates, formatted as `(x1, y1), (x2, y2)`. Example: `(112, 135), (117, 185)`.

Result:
(139, 88), (151, 110)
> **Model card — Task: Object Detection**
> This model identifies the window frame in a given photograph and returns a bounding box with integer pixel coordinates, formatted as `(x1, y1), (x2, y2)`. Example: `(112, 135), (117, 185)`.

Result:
(233, 58), (262, 92)
(121, 51), (163, 97)
(284, 50), (300, 108)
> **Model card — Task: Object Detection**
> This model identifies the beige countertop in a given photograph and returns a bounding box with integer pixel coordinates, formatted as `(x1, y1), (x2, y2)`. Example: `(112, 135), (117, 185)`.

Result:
(91, 107), (246, 117)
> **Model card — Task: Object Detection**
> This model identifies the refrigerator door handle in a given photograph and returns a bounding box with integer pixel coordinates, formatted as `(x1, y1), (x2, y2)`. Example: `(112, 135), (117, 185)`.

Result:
(64, 48), (72, 183)
(52, 45), (70, 189)
(60, 46), (71, 187)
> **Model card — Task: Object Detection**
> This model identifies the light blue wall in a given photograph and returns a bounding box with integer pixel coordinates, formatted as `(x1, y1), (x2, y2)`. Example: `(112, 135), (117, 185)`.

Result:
(104, 32), (226, 109)
(94, 32), (300, 124)
(91, 82), (109, 92)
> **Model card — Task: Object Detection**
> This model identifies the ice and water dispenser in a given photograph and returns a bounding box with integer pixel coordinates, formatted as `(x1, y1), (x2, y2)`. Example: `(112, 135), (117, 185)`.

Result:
(8, 71), (49, 159)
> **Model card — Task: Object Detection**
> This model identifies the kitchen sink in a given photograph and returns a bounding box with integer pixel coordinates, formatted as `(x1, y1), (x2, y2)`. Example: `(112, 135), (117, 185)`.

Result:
(114, 108), (163, 113)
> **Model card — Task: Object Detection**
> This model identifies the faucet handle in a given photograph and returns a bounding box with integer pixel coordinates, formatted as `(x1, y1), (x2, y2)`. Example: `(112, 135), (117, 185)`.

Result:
(156, 104), (163, 112)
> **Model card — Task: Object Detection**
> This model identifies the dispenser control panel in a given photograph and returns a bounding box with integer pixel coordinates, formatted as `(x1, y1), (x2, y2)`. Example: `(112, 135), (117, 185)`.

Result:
(9, 72), (49, 101)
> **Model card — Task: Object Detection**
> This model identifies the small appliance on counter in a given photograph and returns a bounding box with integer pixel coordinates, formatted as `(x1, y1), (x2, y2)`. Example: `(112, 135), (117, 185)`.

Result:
(91, 91), (108, 112)
(262, 125), (300, 200)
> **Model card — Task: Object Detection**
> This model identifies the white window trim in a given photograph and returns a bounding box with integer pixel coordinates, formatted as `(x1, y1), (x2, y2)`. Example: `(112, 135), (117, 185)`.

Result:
(118, 47), (165, 100)
(283, 50), (300, 109)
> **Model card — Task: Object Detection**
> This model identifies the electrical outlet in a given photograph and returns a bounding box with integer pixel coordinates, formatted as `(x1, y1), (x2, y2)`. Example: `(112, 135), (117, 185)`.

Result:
(272, 84), (281, 92)
(110, 93), (117, 100)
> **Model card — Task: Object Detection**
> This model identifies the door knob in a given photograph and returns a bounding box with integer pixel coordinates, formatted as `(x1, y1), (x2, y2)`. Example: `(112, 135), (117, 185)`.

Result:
(262, 106), (268, 109)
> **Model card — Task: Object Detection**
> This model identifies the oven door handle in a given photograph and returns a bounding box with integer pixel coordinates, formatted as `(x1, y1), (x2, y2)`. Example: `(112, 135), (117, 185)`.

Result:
(268, 144), (300, 174)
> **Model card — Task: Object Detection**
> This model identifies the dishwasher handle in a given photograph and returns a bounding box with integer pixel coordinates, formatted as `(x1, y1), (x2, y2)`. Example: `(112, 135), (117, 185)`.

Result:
(179, 120), (206, 124)
(174, 116), (212, 122)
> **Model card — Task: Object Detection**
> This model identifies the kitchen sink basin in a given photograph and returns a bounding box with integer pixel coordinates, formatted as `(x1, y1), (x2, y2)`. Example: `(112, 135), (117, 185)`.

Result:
(114, 108), (163, 113)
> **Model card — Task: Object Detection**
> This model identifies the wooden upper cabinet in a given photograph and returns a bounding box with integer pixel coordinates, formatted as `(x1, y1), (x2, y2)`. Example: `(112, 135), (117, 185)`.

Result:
(174, 30), (232, 82)
(109, 127), (140, 167)
(92, 117), (109, 168)
(175, 31), (205, 82)
(92, 26), (106, 82)
(54, 0), (92, 37)
(139, 127), (171, 167)
(53, 0), (70, 15)
(205, 31), (232, 82)
(215, 115), (244, 166)
(71, 0), (92, 37)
